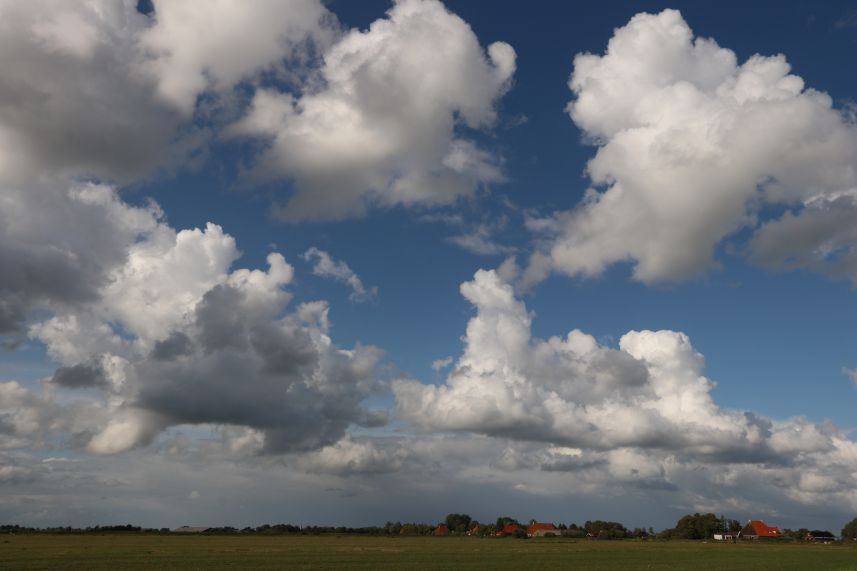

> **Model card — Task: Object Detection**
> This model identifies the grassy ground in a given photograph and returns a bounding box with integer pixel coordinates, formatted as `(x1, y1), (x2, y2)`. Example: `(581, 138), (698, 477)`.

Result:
(2, 534), (857, 570)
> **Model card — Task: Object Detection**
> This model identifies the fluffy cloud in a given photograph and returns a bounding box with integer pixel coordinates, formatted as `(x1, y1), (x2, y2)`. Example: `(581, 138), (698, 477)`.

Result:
(139, 0), (336, 115)
(231, 0), (515, 220)
(395, 270), (853, 470)
(524, 9), (857, 286)
(0, 1), (179, 183)
(5, 191), (386, 455)
(388, 269), (857, 518)
(302, 247), (377, 302)
(0, 0), (514, 336)
(0, 182), (165, 336)
(0, 0), (339, 183)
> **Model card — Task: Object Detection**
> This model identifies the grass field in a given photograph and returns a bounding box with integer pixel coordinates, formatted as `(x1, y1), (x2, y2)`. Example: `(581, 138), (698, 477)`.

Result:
(2, 534), (857, 570)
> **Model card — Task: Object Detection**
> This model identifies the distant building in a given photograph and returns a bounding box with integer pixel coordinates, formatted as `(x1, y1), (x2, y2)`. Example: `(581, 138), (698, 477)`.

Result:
(713, 532), (740, 541)
(466, 524), (485, 536)
(496, 523), (523, 537)
(173, 526), (209, 533)
(805, 530), (836, 542)
(433, 525), (450, 536)
(527, 522), (557, 537)
(739, 520), (783, 539)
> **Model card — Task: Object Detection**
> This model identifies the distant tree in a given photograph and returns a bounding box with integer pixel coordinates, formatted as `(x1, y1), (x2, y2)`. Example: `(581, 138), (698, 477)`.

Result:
(496, 516), (519, 529)
(781, 528), (810, 541)
(583, 520), (627, 539)
(561, 527), (586, 539)
(671, 513), (725, 540)
(444, 513), (471, 534)
(842, 518), (857, 541)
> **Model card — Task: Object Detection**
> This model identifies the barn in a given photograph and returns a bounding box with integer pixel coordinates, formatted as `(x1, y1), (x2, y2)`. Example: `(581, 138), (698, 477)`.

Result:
(739, 520), (783, 539)
(527, 522), (558, 537)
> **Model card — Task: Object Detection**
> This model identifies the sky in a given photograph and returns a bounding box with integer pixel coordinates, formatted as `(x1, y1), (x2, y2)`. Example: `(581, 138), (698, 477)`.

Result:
(2, 0), (857, 533)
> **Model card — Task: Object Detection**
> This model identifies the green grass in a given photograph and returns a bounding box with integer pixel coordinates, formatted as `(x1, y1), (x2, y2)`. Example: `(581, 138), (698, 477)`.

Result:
(2, 534), (857, 570)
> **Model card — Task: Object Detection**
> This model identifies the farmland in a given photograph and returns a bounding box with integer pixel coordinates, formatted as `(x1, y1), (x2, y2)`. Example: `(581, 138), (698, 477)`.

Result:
(2, 534), (857, 570)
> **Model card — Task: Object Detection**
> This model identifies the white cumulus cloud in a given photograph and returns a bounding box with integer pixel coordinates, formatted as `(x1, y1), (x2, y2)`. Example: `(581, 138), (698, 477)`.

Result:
(230, 0), (515, 220)
(524, 9), (857, 287)
(394, 269), (853, 469)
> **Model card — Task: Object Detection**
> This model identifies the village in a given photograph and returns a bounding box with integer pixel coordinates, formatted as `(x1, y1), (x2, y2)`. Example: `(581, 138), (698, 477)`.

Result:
(163, 513), (853, 543)
(428, 518), (839, 542)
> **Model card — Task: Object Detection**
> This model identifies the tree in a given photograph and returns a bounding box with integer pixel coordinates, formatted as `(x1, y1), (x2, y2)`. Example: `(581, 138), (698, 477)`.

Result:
(842, 518), (857, 541)
(444, 513), (471, 534)
(671, 513), (726, 540)
(583, 520), (628, 539)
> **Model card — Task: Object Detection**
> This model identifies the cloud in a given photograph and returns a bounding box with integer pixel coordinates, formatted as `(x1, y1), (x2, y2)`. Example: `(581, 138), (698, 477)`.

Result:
(394, 269), (854, 473)
(139, 0), (337, 115)
(431, 357), (453, 371)
(422, 209), (516, 256)
(230, 0), (515, 220)
(0, 0), (332, 335)
(447, 224), (516, 256)
(843, 367), (857, 387)
(524, 9), (857, 286)
(0, 1), (197, 183)
(750, 191), (857, 283)
(0, 0), (511, 335)
(295, 435), (408, 476)
(7, 191), (387, 455)
(834, 9), (857, 29)
(0, 182), (168, 337)
(50, 360), (108, 389)
(302, 247), (377, 302)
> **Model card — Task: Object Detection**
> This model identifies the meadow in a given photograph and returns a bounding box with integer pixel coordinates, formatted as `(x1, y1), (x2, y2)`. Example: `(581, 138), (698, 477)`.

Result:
(2, 534), (857, 570)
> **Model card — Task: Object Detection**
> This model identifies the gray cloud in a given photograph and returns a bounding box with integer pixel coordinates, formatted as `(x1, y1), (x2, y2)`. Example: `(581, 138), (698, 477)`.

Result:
(50, 361), (107, 389)
(22, 234), (386, 455)
(150, 332), (193, 362)
(750, 193), (857, 283)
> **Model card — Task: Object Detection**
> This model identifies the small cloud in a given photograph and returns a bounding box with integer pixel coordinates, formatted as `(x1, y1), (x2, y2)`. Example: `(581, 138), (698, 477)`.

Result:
(447, 218), (516, 256)
(188, 490), (200, 500)
(419, 212), (465, 227)
(431, 357), (453, 371)
(447, 232), (516, 256)
(835, 8), (857, 29)
(302, 247), (377, 303)
(504, 114), (528, 129)
(842, 367), (857, 387)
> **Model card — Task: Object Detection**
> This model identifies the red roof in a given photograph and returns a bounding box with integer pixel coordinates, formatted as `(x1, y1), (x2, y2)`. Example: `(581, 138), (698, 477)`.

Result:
(746, 520), (782, 537)
(501, 524), (521, 534)
(433, 525), (449, 536)
(527, 522), (557, 535)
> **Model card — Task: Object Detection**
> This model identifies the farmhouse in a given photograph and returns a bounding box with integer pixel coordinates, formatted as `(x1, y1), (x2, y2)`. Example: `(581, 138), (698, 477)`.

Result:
(739, 520), (783, 539)
(496, 523), (523, 537)
(432, 525), (450, 536)
(527, 522), (558, 537)
(713, 532), (740, 541)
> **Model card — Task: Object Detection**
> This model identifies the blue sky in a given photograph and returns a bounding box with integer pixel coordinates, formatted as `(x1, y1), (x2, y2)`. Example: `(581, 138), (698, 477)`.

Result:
(2, 0), (857, 532)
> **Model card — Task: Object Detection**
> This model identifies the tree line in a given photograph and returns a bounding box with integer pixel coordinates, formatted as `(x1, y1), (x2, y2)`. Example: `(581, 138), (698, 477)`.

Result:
(3, 514), (857, 540)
